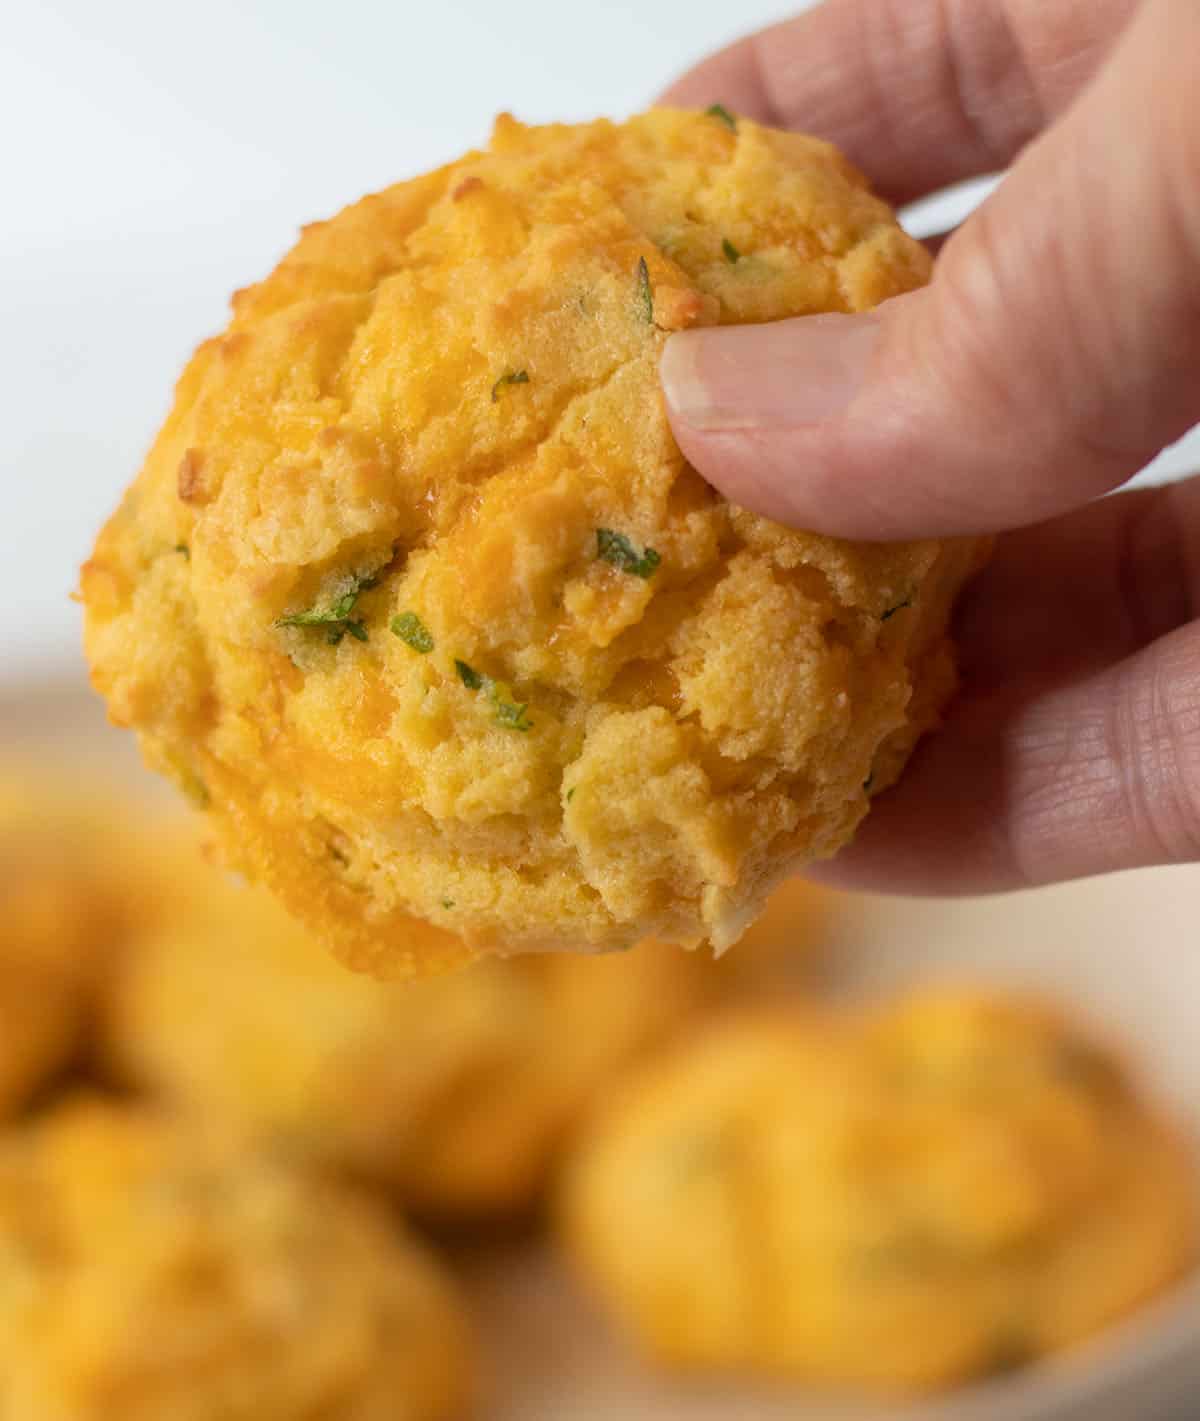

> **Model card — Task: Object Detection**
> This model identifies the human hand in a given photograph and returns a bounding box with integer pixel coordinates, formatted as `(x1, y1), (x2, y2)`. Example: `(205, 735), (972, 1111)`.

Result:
(658, 0), (1200, 895)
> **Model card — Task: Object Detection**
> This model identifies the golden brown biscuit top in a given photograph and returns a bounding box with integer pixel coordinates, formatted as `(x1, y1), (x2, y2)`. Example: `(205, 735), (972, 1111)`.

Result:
(83, 108), (978, 971)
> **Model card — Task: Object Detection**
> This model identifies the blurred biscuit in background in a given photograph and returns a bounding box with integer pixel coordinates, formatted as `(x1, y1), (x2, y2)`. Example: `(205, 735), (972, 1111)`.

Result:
(560, 988), (1197, 1396)
(103, 839), (810, 1220)
(101, 825), (827, 1218)
(0, 755), (813, 1222)
(0, 772), (156, 1119)
(0, 1099), (471, 1420)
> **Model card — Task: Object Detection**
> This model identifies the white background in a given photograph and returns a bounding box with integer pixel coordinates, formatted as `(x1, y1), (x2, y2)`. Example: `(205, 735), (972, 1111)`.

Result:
(4, 0), (1197, 684)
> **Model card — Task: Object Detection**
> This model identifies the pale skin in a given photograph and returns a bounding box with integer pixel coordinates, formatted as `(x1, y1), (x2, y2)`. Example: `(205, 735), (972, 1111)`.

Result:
(658, 0), (1200, 895)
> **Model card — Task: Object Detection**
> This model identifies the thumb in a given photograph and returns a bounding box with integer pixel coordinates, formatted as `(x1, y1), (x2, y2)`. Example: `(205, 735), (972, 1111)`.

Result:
(660, 0), (1200, 540)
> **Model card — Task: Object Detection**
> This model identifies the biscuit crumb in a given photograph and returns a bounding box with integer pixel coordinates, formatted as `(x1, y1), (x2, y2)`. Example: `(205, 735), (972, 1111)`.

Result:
(176, 448), (209, 505)
(452, 176), (484, 201)
(652, 285), (721, 331)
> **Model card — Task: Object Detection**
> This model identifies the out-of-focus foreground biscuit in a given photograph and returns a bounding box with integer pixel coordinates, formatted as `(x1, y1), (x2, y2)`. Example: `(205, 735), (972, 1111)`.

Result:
(560, 990), (1197, 1395)
(0, 1102), (471, 1420)
(102, 841), (720, 1217)
(82, 108), (986, 974)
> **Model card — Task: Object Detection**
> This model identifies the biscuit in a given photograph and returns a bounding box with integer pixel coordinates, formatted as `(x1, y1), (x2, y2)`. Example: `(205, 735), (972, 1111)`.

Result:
(0, 1101), (471, 1419)
(0, 774), (145, 1116)
(83, 109), (986, 973)
(560, 990), (1197, 1393)
(102, 840), (721, 1216)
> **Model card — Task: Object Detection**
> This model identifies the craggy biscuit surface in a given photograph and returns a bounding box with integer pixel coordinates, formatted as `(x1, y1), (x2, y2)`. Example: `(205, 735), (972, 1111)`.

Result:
(83, 108), (985, 972)
(102, 844), (714, 1217)
(560, 990), (1197, 1394)
(0, 1102), (471, 1420)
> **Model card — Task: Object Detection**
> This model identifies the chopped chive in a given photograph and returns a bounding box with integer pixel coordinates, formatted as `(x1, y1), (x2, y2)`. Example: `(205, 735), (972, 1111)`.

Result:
(986, 1334), (1034, 1378)
(174, 543), (190, 560)
(705, 103), (737, 132)
(566, 786), (576, 803)
(178, 768), (210, 808)
(881, 596), (913, 621)
(721, 237), (740, 264)
(636, 256), (653, 324)
(277, 568), (380, 643)
(491, 368), (530, 402)
(454, 662), (533, 730)
(491, 690), (533, 732)
(391, 612), (434, 653)
(596, 527), (661, 579)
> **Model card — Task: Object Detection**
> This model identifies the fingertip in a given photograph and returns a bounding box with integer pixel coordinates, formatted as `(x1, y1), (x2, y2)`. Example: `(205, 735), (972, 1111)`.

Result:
(661, 316), (879, 431)
(658, 328), (703, 417)
(660, 329), (804, 526)
(659, 316), (894, 536)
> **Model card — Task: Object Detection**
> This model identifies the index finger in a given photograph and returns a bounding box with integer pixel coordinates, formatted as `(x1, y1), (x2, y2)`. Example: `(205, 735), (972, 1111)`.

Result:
(659, 0), (1138, 205)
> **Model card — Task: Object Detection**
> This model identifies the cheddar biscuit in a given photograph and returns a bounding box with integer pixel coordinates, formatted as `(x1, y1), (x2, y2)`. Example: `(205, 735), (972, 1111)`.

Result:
(102, 847), (715, 1216)
(0, 775), (146, 1116)
(83, 109), (984, 973)
(560, 990), (1196, 1394)
(0, 1102), (471, 1419)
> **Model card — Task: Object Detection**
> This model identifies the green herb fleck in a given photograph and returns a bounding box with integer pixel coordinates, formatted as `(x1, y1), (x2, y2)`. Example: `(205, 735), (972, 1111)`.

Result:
(179, 769), (210, 809)
(174, 543), (190, 560)
(1053, 1042), (1120, 1094)
(705, 103), (737, 132)
(636, 256), (653, 324)
(455, 662), (533, 730)
(491, 368), (530, 402)
(881, 595), (913, 621)
(441, 898), (455, 910)
(721, 237), (740, 264)
(667, 1129), (728, 1181)
(566, 787), (576, 803)
(278, 569), (380, 644)
(490, 685), (533, 732)
(455, 660), (484, 690)
(852, 1228), (951, 1279)
(596, 528), (661, 579)
(391, 612), (434, 654)
(985, 1332), (1034, 1379)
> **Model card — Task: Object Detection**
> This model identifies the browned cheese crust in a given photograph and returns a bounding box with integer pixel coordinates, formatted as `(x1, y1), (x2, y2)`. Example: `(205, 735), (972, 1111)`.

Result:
(83, 109), (987, 974)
